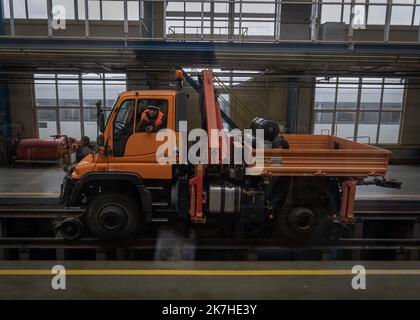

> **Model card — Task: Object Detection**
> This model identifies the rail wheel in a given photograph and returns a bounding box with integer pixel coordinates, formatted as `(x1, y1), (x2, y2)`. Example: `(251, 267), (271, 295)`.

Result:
(273, 178), (341, 245)
(85, 193), (140, 239)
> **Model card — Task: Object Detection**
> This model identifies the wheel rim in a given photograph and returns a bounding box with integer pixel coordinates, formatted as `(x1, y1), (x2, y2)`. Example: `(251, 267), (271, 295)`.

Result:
(97, 204), (128, 233)
(61, 218), (82, 240)
(288, 207), (316, 233)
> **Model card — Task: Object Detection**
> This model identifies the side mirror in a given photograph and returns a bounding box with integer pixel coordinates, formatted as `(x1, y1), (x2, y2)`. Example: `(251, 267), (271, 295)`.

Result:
(96, 100), (105, 133)
(97, 134), (105, 147)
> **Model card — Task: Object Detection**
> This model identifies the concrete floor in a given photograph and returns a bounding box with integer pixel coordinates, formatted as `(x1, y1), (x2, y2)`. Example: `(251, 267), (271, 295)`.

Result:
(357, 165), (420, 200)
(0, 261), (419, 299)
(0, 164), (418, 201)
(0, 166), (64, 204)
(0, 166), (64, 195)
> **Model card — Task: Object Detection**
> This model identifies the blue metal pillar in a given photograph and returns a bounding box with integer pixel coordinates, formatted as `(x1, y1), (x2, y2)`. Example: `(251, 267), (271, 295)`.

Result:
(0, 84), (11, 139)
(287, 77), (298, 133)
(0, 0), (4, 35)
(0, 0), (11, 141)
(144, 1), (153, 38)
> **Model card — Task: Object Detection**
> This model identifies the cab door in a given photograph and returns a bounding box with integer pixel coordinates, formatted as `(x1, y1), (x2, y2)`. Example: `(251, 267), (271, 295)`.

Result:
(124, 95), (174, 162)
(107, 95), (174, 179)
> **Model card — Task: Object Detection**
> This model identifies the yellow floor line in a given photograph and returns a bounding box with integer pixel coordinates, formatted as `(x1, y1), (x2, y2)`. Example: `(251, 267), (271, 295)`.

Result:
(0, 269), (419, 276)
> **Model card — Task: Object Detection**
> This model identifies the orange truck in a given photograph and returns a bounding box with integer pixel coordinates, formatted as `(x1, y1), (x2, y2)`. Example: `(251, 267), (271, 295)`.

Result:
(59, 69), (398, 242)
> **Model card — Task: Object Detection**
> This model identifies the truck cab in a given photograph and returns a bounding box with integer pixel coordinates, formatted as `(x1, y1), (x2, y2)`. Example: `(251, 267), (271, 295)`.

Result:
(70, 90), (184, 181)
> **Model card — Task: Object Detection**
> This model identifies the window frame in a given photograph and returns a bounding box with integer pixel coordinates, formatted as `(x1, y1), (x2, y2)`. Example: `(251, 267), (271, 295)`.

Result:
(34, 72), (126, 139)
(312, 77), (405, 144)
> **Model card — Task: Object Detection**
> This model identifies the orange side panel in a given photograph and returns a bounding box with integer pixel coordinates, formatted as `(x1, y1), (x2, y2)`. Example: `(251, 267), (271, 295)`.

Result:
(108, 163), (172, 179)
(248, 134), (391, 178)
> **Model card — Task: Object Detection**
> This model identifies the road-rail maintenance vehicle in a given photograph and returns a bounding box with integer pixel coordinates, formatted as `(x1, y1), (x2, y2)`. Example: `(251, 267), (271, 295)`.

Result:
(59, 69), (397, 243)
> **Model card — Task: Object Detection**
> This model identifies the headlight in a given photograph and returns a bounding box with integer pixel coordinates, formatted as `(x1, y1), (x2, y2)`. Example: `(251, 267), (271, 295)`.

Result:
(67, 163), (77, 175)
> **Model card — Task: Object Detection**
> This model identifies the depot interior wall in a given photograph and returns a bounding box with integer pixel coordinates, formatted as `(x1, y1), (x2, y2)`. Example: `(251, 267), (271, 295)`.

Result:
(400, 80), (420, 146)
(295, 79), (315, 134)
(8, 76), (37, 138)
(7, 69), (420, 154)
(227, 75), (313, 134)
(227, 74), (288, 130)
(128, 71), (306, 133)
(229, 75), (420, 162)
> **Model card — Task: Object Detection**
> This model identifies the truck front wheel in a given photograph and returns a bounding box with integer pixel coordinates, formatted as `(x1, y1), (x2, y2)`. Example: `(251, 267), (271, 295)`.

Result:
(86, 193), (140, 239)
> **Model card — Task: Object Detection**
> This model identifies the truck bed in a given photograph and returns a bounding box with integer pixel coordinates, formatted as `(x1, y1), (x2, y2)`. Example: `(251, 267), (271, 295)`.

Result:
(248, 134), (391, 178)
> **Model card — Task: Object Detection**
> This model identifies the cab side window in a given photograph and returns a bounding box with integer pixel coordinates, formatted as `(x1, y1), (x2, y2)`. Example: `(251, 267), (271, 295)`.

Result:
(113, 99), (135, 157)
(136, 99), (168, 133)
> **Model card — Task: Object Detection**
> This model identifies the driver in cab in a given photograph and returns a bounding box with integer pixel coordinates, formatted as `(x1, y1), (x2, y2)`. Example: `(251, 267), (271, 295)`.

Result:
(137, 105), (166, 133)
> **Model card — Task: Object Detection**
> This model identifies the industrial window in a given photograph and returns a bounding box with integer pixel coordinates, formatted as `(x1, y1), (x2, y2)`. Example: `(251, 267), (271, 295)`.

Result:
(2, 0), (420, 29)
(77, 0), (139, 20)
(166, 0), (276, 38)
(2, 0), (139, 20)
(313, 77), (405, 144)
(320, 0), (352, 24)
(367, 0), (387, 24)
(218, 93), (230, 116)
(391, 0), (414, 25)
(77, 0), (140, 21)
(52, 0), (76, 19)
(2, 0), (49, 19)
(366, 0), (420, 26)
(318, 0), (420, 26)
(34, 73), (126, 140)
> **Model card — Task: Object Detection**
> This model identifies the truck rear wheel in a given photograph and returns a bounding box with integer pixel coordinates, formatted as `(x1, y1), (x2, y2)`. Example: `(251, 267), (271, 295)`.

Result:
(86, 193), (140, 239)
(273, 179), (340, 244)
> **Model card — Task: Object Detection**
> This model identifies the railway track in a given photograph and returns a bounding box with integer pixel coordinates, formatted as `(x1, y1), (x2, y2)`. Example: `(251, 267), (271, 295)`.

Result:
(0, 236), (420, 261)
(0, 208), (84, 219)
(0, 237), (420, 250)
(0, 203), (419, 219)
(0, 200), (419, 260)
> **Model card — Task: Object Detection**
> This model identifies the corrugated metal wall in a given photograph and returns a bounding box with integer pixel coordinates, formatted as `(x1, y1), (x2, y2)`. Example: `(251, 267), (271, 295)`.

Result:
(401, 79), (420, 145)
(220, 74), (288, 129)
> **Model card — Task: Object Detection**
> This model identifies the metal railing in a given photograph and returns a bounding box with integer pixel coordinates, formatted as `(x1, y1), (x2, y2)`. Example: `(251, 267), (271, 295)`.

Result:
(168, 25), (249, 42)
(346, 135), (372, 144)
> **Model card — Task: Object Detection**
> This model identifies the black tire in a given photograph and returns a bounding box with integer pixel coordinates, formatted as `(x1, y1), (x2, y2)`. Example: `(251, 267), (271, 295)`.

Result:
(273, 179), (340, 245)
(86, 192), (141, 239)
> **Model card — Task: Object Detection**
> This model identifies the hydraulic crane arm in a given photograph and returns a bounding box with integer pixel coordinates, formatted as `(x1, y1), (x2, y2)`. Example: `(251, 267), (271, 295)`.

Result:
(176, 67), (234, 223)
(176, 68), (239, 130)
